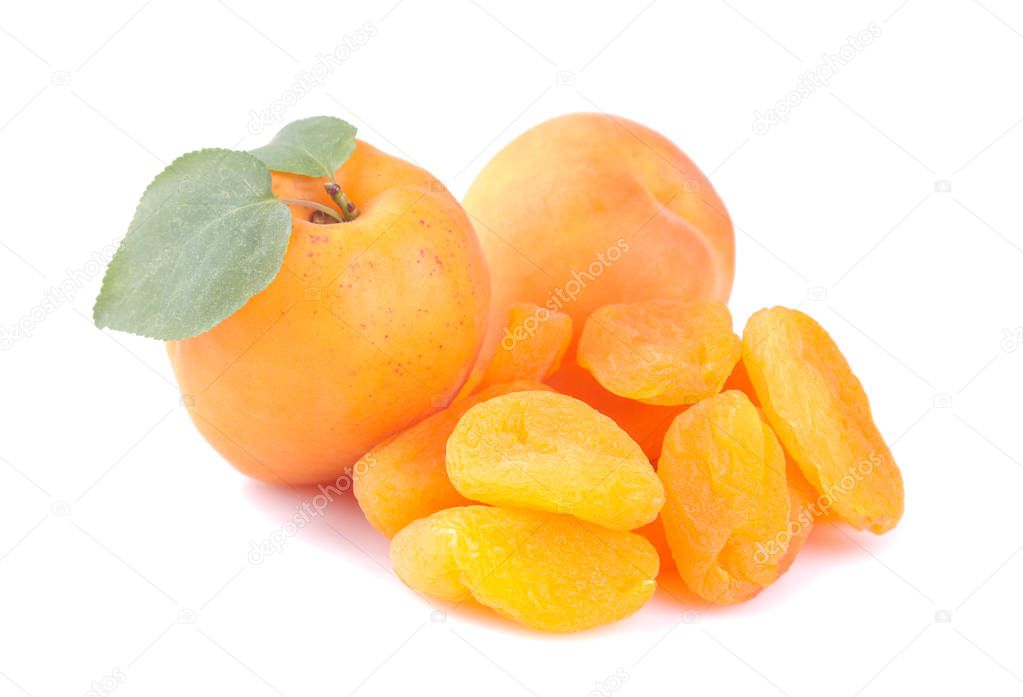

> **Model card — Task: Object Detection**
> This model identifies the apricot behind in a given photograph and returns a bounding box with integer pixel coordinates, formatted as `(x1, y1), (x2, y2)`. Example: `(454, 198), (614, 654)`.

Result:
(168, 142), (490, 484)
(464, 113), (734, 363)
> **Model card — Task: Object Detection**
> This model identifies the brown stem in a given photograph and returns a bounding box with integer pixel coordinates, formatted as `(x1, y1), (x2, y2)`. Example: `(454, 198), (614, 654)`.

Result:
(324, 182), (359, 222)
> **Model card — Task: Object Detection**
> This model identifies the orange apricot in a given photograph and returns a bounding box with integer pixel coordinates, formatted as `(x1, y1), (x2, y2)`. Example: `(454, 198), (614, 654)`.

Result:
(577, 300), (741, 406)
(645, 439), (815, 581)
(742, 307), (904, 533)
(353, 380), (551, 538)
(463, 113), (734, 367)
(167, 142), (490, 485)
(478, 303), (572, 390)
(658, 391), (790, 604)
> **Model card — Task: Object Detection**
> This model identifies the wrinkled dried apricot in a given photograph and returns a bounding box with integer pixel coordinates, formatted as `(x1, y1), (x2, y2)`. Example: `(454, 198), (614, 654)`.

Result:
(742, 307), (904, 534)
(640, 463), (810, 580)
(479, 303), (572, 389)
(577, 300), (741, 406)
(354, 380), (551, 538)
(391, 506), (659, 632)
(658, 390), (790, 604)
(447, 391), (664, 530)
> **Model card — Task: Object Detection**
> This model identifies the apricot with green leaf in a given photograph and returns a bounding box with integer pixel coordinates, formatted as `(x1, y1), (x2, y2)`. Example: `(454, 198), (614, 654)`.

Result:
(95, 117), (490, 484)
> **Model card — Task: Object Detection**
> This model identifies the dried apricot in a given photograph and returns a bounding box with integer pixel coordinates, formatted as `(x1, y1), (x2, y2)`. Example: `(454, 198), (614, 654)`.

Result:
(391, 506), (659, 632)
(577, 300), (741, 406)
(637, 465), (808, 580)
(479, 303), (572, 389)
(742, 307), (904, 533)
(353, 380), (551, 538)
(658, 390), (790, 604)
(447, 391), (664, 530)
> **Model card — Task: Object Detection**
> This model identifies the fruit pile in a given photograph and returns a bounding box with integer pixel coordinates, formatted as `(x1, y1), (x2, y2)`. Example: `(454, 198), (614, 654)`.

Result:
(376, 301), (903, 630)
(95, 113), (904, 633)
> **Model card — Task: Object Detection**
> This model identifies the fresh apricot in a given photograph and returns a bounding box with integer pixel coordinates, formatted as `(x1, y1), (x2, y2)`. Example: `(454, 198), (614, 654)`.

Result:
(167, 142), (490, 484)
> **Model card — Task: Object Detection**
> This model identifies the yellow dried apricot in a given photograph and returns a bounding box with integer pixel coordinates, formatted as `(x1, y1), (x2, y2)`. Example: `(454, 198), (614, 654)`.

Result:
(353, 380), (551, 538)
(479, 303), (572, 389)
(742, 307), (904, 534)
(658, 390), (790, 604)
(446, 391), (664, 530)
(577, 300), (741, 406)
(391, 506), (659, 632)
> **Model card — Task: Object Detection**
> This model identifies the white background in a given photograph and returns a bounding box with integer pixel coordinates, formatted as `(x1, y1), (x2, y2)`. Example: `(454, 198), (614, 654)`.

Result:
(2, 0), (1022, 695)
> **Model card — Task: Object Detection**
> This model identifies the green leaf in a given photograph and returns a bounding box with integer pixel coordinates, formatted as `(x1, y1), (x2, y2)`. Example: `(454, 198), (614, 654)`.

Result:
(250, 116), (358, 179)
(93, 148), (292, 340)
